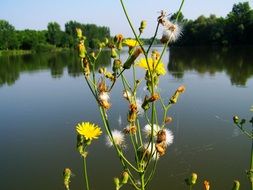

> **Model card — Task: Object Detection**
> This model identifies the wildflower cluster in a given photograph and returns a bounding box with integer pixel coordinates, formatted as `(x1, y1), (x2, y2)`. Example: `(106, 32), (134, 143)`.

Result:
(64, 0), (186, 190)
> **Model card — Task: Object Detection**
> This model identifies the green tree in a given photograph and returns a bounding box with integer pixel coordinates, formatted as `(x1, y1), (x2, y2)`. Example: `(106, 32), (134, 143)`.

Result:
(47, 22), (62, 46)
(0, 20), (18, 50)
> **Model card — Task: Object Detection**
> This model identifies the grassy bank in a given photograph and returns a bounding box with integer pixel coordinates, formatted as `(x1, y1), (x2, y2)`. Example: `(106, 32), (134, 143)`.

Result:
(0, 50), (32, 56)
(0, 47), (71, 57)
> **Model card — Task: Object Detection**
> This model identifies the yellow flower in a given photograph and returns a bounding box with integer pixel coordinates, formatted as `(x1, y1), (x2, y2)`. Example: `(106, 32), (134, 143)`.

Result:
(123, 39), (141, 47)
(137, 58), (166, 75)
(76, 122), (102, 141)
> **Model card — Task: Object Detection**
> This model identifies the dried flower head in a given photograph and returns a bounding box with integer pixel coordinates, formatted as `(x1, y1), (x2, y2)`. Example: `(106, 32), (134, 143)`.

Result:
(203, 180), (210, 190)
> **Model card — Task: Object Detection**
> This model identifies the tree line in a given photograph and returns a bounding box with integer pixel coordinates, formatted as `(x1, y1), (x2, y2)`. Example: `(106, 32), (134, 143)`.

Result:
(0, 20), (110, 52)
(0, 1), (253, 51)
(174, 2), (253, 46)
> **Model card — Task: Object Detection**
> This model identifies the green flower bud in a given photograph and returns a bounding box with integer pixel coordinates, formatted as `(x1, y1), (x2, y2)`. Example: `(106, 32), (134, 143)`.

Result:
(76, 28), (82, 39)
(104, 38), (109, 45)
(141, 95), (150, 111)
(114, 177), (120, 189)
(111, 48), (118, 58)
(139, 20), (147, 33)
(233, 116), (240, 124)
(121, 172), (129, 184)
(78, 41), (86, 58)
(113, 59), (122, 73)
(231, 180), (240, 190)
(123, 47), (142, 69)
(190, 173), (198, 185)
(184, 172), (197, 186)
(63, 168), (72, 190)
(170, 91), (180, 104)
(240, 119), (246, 125)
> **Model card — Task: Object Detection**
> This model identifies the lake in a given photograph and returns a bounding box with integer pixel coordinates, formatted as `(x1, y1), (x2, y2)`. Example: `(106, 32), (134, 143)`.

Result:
(0, 47), (253, 190)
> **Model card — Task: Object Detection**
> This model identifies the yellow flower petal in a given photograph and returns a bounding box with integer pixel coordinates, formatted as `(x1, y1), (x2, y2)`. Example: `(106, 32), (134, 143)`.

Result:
(123, 39), (142, 47)
(76, 122), (102, 141)
(137, 58), (166, 75)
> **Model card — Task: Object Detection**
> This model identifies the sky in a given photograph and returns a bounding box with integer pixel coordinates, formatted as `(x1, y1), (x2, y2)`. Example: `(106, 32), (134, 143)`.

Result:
(0, 0), (252, 37)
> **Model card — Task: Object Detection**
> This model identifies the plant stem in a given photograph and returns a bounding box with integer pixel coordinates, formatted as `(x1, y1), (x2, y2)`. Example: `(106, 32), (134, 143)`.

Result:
(140, 173), (145, 190)
(250, 125), (253, 190)
(83, 157), (90, 190)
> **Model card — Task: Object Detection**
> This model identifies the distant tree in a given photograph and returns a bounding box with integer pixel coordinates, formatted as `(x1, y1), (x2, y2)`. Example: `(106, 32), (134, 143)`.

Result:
(0, 20), (18, 50)
(225, 2), (253, 44)
(17, 30), (47, 50)
(47, 22), (62, 46)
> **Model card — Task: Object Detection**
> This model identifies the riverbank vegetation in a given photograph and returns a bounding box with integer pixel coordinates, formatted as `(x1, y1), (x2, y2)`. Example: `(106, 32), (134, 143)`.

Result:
(0, 20), (110, 53)
(0, 2), (252, 54)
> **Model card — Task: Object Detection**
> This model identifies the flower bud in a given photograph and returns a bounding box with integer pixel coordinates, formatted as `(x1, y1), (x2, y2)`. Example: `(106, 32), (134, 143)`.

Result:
(142, 95), (150, 110)
(240, 119), (246, 125)
(121, 172), (129, 184)
(78, 41), (86, 58)
(190, 173), (198, 185)
(123, 47), (143, 69)
(203, 180), (210, 190)
(177, 85), (186, 93)
(113, 59), (122, 73)
(170, 91), (180, 104)
(114, 177), (120, 189)
(165, 116), (173, 124)
(104, 38), (109, 45)
(111, 48), (118, 58)
(149, 93), (160, 102)
(231, 180), (240, 190)
(98, 67), (106, 74)
(139, 20), (147, 33)
(63, 168), (72, 190)
(233, 116), (240, 124)
(76, 28), (82, 39)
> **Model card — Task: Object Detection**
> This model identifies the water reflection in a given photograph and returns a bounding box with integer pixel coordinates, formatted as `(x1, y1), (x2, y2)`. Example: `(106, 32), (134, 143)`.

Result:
(168, 47), (253, 86)
(1, 47), (253, 87)
(0, 50), (111, 86)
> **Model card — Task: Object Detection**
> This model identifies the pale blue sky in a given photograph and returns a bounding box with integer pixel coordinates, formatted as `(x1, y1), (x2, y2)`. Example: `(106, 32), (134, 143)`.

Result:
(0, 0), (252, 37)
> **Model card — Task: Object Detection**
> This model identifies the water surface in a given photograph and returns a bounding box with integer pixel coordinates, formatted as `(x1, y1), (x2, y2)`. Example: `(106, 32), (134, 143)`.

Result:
(0, 47), (253, 190)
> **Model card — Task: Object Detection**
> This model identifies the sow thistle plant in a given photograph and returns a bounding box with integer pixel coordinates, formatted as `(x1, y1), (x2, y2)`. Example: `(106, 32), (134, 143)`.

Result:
(64, 0), (186, 190)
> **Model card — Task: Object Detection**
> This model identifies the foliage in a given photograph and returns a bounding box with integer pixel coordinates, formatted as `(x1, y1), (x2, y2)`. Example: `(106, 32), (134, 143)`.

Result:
(175, 2), (253, 46)
(0, 20), (110, 51)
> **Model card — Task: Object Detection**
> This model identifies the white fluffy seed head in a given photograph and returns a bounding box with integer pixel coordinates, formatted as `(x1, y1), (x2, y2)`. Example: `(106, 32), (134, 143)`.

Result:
(99, 92), (110, 101)
(164, 129), (174, 146)
(143, 143), (159, 160)
(136, 98), (144, 116)
(162, 22), (182, 42)
(106, 130), (125, 147)
(143, 124), (160, 137)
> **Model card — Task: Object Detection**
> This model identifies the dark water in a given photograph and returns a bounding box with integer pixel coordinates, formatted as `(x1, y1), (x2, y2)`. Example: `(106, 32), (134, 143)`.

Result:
(0, 47), (253, 190)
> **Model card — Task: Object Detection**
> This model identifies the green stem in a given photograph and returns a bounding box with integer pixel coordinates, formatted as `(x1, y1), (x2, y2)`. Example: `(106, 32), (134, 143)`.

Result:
(250, 125), (253, 190)
(145, 154), (158, 187)
(140, 173), (145, 190)
(119, 0), (145, 54)
(176, 0), (185, 22)
(146, 23), (160, 54)
(83, 157), (90, 190)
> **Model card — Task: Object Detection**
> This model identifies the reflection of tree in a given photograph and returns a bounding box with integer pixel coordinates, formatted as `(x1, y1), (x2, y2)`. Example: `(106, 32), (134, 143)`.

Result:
(0, 50), (111, 86)
(168, 47), (253, 86)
